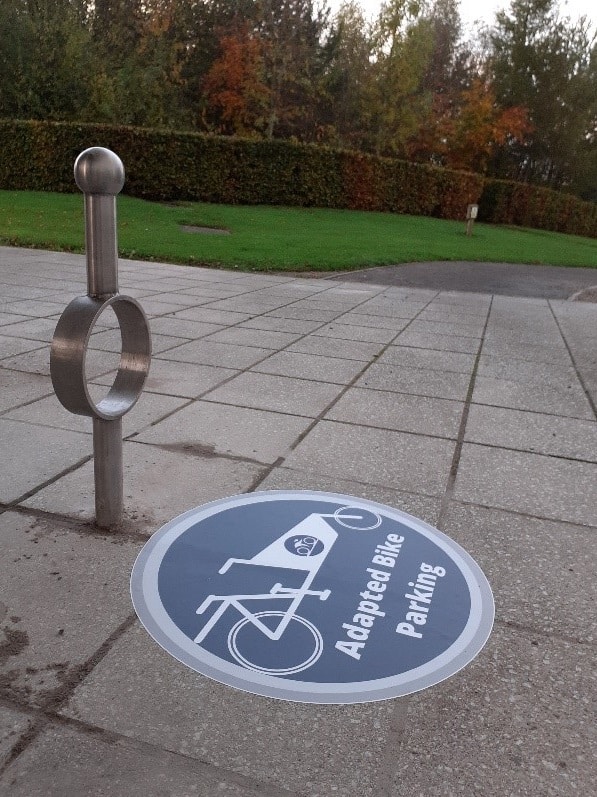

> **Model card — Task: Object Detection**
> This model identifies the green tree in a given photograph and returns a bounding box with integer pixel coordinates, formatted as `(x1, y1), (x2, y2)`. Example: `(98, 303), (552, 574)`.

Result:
(487, 0), (597, 191)
(364, 0), (434, 156)
(256, 0), (333, 141)
(0, 0), (93, 120)
(321, 1), (375, 148)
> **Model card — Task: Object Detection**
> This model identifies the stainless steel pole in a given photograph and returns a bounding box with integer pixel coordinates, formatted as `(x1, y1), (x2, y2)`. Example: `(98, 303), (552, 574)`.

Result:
(52, 148), (150, 529)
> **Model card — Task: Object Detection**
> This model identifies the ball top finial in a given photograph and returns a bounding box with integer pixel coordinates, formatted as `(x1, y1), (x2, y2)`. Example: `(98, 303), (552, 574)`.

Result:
(74, 147), (125, 195)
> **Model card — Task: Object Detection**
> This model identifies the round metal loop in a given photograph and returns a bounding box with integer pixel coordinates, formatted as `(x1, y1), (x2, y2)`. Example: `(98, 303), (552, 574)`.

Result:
(51, 294), (151, 421)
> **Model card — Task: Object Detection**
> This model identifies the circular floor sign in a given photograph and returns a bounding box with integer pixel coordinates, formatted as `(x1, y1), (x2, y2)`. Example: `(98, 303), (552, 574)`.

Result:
(131, 491), (494, 704)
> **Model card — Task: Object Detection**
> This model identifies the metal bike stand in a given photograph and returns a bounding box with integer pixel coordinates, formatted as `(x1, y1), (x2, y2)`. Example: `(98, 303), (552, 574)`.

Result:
(50, 147), (151, 528)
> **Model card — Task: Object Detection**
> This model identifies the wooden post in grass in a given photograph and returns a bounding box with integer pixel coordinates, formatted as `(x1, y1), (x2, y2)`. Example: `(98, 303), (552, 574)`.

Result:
(466, 204), (478, 237)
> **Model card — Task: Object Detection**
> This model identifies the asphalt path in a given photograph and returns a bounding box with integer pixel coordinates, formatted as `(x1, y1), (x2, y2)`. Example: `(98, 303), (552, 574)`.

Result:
(330, 260), (597, 300)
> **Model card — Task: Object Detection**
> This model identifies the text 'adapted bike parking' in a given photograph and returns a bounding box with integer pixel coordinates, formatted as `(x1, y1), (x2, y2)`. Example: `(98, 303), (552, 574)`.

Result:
(131, 491), (494, 704)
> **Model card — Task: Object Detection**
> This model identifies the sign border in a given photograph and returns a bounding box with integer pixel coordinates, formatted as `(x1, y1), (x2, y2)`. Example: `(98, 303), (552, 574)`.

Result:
(131, 491), (494, 704)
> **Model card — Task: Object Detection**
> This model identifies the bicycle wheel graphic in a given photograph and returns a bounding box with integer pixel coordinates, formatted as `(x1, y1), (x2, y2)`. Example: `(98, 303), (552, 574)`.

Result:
(227, 612), (323, 675)
(334, 506), (382, 530)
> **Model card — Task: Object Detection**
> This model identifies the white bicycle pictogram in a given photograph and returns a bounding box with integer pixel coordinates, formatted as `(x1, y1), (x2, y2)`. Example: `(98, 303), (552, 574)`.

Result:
(193, 506), (382, 675)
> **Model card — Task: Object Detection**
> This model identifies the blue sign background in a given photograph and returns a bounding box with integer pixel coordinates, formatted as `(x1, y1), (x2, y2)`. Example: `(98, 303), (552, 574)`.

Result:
(131, 491), (494, 703)
(157, 499), (471, 681)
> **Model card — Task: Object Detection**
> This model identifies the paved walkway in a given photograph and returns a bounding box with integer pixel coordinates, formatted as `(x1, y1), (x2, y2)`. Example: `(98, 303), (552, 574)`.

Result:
(332, 260), (597, 299)
(0, 246), (596, 796)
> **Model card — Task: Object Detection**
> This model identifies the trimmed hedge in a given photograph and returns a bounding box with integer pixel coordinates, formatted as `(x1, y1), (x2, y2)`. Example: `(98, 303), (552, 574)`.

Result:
(478, 179), (597, 238)
(0, 119), (595, 236)
(0, 119), (482, 220)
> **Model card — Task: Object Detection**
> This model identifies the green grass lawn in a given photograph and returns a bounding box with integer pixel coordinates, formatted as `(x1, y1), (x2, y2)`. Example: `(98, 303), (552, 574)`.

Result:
(1, 190), (596, 272)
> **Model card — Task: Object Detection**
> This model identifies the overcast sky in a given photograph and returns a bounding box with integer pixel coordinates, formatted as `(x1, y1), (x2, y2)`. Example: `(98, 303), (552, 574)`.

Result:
(326, 0), (595, 31)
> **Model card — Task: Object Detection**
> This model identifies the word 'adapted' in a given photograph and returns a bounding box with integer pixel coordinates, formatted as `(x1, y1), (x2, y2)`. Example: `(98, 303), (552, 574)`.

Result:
(335, 533), (405, 660)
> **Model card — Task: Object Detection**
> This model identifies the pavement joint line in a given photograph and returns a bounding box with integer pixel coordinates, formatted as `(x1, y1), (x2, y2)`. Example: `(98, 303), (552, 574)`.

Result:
(447, 497), (597, 532)
(467, 399), (596, 423)
(494, 618), (596, 648)
(376, 696), (414, 796)
(437, 297), (494, 529)
(5, 453), (94, 508)
(454, 439), (597, 466)
(0, 709), (306, 797)
(0, 614), (139, 778)
(149, 280), (392, 372)
(0, 503), (152, 544)
(548, 299), (597, 421)
(0, 390), (56, 419)
(247, 291), (442, 493)
(304, 416), (460, 443)
(141, 280), (424, 434)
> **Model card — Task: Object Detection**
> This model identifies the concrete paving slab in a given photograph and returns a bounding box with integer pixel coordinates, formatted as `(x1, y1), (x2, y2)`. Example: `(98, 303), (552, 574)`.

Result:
(146, 316), (224, 339)
(158, 339), (274, 369)
(377, 345), (476, 374)
(201, 298), (293, 315)
(416, 306), (490, 324)
(242, 316), (323, 334)
(170, 306), (252, 325)
(0, 317), (61, 343)
(323, 312), (405, 331)
(134, 400), (312, 464)
(62, 623), (404, 797)
(483, 327), (563, 346)
(442, 502), (597, 642)
(1, 300), (66, 318)
(0, 420), (90, 503)
(0, 706), (31, 767)
(5, 392), (188, 439)
(134, 298), (201, 317)
(283, 420), (455, 496)
(258, 466), (442, 526)
(453, 443), (597, 526)
(471, 374), (593, 419)
(404, 319), (485, 338)
(0, 723), (279, 797)
(22, 441), (265, 533)
(312, 322), (399, 344)
(269, 307), (344, 322)
(0, 336), (46, 360)
(1, 346), (115, 379)
(100, 358), (236, 398)
(204, 372), (342, 417)
(390, 624), (596, 797)
(326, 387), (464, 438)
(476, 354), (577, 384)
(0, 349), (53, 376)
(88, 327), (190, 355)
(480, 337), (572, 363)
(346, 301), (428, 320)
(0, 512), (139, 706)
(355, 362), (471, 401)
(288, 335), (385, 361)
(465, 403), (597, 461)
(394, 329), (481, 354)
(0, 371), (53, 413)
(204, 326), (303, 349)
(0, 313), (31, 327)
(252, 350), (366, 384)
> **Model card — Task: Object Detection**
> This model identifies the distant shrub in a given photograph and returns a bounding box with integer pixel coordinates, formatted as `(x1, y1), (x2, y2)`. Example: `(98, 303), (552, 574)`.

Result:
(1, 120), (594, 236)
(0, 119), (482, 220)
(478, 179), (597, 238)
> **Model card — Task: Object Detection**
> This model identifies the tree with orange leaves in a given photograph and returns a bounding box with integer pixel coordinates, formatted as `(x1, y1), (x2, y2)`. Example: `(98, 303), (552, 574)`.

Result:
(446, 79), (533, 173)
(202, 27), (270, 136)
